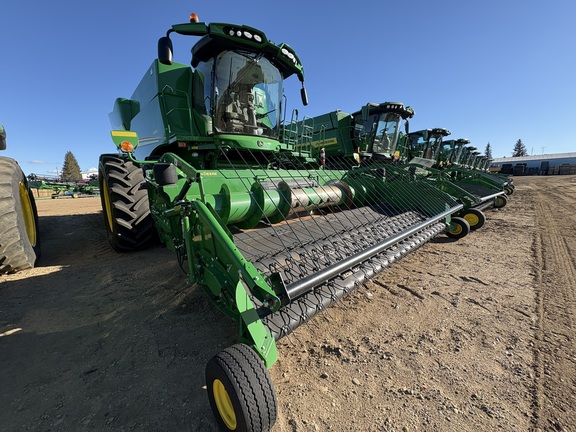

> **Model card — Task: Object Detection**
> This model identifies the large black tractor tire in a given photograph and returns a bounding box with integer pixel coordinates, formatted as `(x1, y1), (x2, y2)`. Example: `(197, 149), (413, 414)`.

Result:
(98, 154), (155, 251)
(462, 208), (486, 231)
(493, 194), (508, 209)
(446, 216), (470, 240)
(0, 157), (40, 274)
(206, 344), (278, 432)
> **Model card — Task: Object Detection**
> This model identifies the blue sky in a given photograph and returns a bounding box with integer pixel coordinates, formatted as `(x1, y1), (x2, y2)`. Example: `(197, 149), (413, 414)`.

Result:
(1, 1), (574, 176)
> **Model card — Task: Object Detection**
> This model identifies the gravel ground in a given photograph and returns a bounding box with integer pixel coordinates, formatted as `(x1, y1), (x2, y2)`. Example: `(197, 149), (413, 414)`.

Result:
(1, 175), (574, 431)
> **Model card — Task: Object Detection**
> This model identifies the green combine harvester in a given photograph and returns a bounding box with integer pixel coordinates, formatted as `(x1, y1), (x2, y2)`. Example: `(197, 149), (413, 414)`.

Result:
(390, 128), (510, 231)
(431, 136), (511, 204)
(292, 106), (501, 234)
(0, 124), (41, 274)
(480, 158), (515, 193)
(98, 14), (468, 431)
(451, 146), (514, 194)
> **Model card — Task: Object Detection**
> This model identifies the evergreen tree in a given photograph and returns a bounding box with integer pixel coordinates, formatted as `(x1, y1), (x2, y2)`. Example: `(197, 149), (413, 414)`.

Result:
(61, 151), (82, 181)
(484, 142), (493, 160)
(512, 139), (528, 157)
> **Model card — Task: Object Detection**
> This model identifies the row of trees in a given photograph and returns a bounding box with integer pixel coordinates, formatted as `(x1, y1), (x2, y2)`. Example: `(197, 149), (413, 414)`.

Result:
(484, 139), (528, 159)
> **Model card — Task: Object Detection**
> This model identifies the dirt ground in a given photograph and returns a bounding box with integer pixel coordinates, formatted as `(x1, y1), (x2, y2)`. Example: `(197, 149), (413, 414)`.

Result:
(1, 175), (575, 432)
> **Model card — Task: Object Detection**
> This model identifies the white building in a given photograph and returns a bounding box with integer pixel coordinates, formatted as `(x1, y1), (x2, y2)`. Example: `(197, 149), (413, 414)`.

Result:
(490, 152), (576, 175)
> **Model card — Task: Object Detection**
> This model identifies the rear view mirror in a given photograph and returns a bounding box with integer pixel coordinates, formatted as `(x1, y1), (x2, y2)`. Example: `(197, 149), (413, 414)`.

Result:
(300, 86), (308, 106)
(158, 36), (174, 65)
(361, 105), (370, 122)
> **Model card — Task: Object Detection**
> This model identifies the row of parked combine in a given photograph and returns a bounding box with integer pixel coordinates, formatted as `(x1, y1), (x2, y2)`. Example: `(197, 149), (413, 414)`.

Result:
(0, 13), (513, 431)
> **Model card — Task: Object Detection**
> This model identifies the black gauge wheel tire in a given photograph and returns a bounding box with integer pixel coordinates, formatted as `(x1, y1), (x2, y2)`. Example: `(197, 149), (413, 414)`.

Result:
(206, 344), (278, 432)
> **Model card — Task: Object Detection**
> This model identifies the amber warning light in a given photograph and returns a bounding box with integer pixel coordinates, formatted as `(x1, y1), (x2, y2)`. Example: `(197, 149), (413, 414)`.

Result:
(190, 13), (199, 23)
(121, 141), (134, 152)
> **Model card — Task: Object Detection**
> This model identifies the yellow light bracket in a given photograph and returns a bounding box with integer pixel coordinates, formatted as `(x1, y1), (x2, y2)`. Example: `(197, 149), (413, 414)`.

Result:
(111, 130), (139, 152)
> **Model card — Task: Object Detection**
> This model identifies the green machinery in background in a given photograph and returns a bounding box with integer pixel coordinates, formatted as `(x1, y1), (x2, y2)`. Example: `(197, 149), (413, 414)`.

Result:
(98, 14), (469, 431)
(403, 131), (510, 224)
(0, 124), (41, 275)
(27, 174), (100, 199)
(287, 102), (473, 237)
(292, 104), (507, 234)
(432, 137), (514, 195)
(455, 147), (514, 194)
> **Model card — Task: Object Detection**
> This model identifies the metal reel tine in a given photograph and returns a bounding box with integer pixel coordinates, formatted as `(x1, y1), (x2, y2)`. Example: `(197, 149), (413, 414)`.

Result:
(283, 330), (298, 348)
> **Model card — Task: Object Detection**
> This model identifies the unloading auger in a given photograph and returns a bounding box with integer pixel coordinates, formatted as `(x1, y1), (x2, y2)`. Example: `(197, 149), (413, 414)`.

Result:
(98, 14), (464, 431)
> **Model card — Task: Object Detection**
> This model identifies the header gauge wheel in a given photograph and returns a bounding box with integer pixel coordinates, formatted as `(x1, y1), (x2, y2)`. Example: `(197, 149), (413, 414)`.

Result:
(206, 344), (278, 432)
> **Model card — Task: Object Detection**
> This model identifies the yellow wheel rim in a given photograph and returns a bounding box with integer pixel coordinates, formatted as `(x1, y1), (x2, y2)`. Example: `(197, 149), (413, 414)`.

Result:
(101, 177), (114, 232)
(464, 213), (479, 227)
(213, 379), (237, 430)
(450, 223), (463, 236)
(19, 182), (37, 247)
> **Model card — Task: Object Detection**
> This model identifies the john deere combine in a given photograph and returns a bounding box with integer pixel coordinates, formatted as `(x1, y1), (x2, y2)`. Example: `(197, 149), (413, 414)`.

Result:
(0, 124), (41, 275)
(291, 106), (489, 236)
(450, 145), (514, 195)
(393, 129), (510, 231)
(433, 137), (510, 206)
(99, 15), (466, 431)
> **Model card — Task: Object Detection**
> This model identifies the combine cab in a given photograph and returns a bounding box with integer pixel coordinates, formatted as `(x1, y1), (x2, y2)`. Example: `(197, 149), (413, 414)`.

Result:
(0, 124), (41, 275)
(99, 15), (465, 431)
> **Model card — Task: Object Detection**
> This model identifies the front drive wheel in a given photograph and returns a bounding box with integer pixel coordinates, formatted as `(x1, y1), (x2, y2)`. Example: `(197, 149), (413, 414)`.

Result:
(462, 208), (486, 231)
(446, 216), (470, 239)
(206, 344), (278, 432)
(0, 157), (41, 274)
(98, 154), (155, 251)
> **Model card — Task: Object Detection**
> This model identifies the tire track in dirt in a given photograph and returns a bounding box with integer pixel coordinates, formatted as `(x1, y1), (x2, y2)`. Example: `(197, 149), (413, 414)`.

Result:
(531, 182), (576, 431)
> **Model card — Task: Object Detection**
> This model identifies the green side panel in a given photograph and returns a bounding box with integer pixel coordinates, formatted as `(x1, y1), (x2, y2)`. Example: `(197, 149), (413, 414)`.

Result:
(127, 60), (195, 153)
(305, 111), (354, 157)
